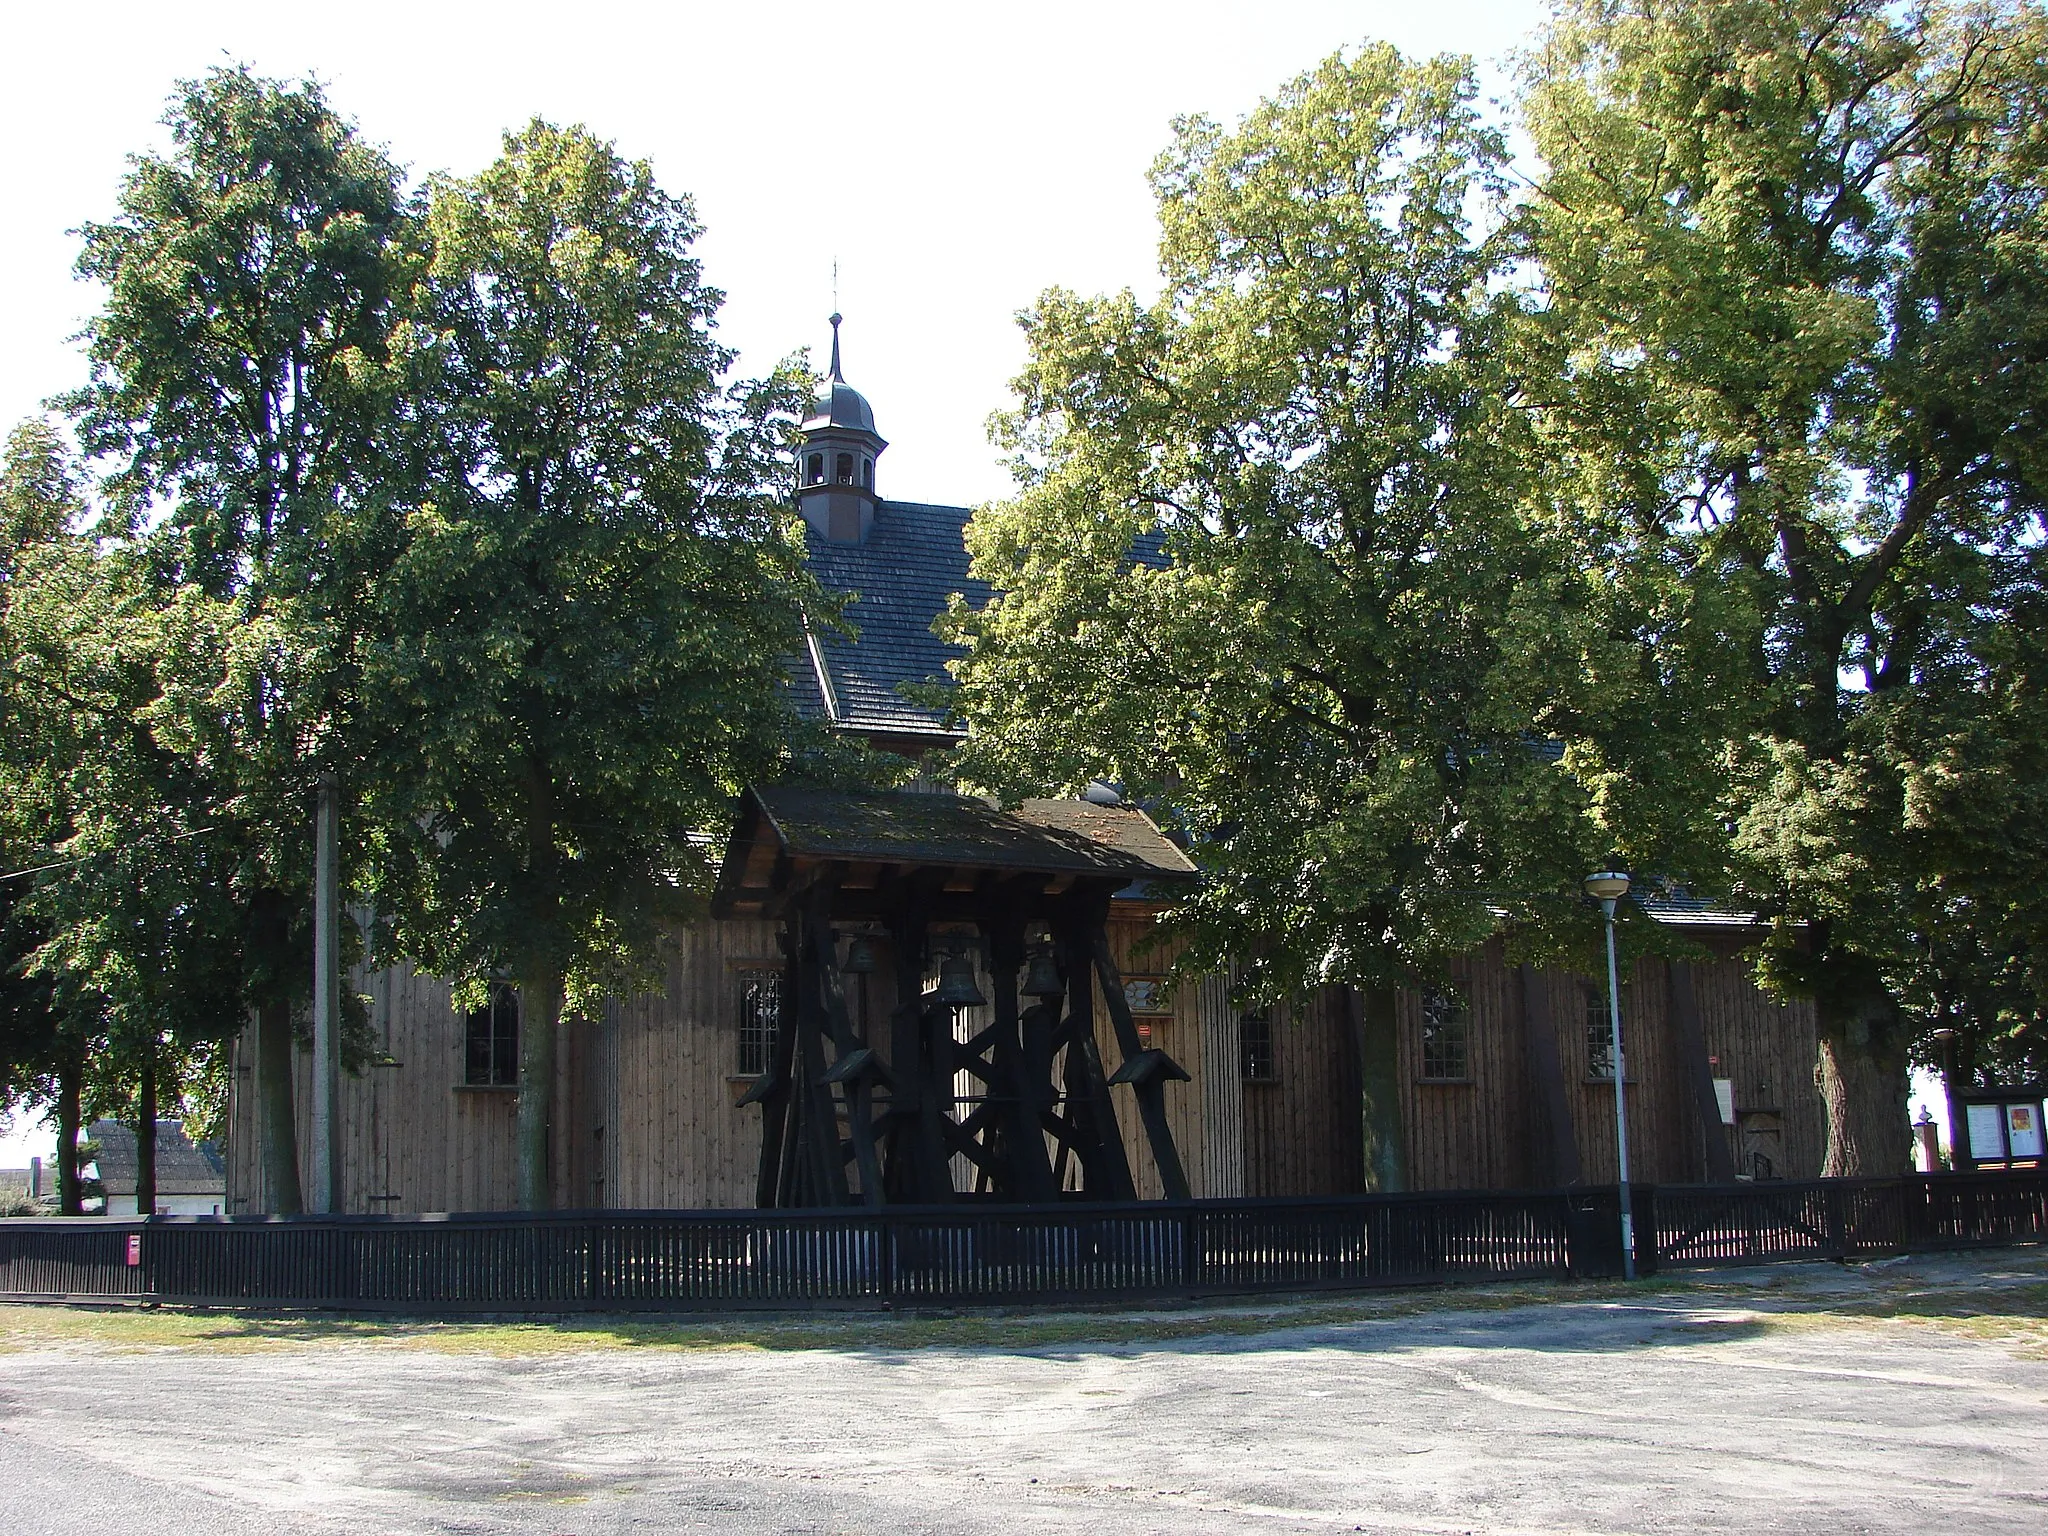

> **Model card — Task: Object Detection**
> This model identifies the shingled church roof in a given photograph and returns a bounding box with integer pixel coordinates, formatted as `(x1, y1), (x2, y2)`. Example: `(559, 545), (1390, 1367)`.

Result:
(796, 499), (989, 741)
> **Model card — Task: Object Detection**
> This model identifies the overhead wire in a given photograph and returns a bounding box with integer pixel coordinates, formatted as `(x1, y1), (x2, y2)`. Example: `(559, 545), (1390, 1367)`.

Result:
(0, 825), (218, 883)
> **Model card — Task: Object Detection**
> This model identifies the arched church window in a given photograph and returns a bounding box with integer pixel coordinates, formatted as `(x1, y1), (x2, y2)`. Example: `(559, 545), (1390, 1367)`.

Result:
(806, 453), (824, 486)
(861, 457), (873, 489)
(835, 452), (854, 485)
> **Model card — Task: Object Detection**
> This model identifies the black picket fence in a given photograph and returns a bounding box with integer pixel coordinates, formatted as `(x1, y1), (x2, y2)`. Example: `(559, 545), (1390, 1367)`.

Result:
(0, 1173), (2040, 1312)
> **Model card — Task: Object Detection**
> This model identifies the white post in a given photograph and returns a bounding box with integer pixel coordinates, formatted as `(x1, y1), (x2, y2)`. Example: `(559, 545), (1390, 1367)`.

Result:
(311, 775), (342, 1214)
(1602, 898), (1635, 1280)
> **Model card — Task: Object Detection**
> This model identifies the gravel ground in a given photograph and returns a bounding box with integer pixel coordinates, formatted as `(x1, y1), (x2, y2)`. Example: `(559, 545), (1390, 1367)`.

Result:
(0, 1250), (2043, 1535)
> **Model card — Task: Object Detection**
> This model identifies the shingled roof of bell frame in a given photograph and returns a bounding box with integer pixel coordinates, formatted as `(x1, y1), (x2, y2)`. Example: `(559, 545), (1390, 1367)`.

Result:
(711, 787), (1196, 918)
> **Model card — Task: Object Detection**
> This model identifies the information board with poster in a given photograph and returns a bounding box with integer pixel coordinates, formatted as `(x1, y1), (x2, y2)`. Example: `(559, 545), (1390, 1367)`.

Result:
(2007, 1102), (2045, 1160)
(1967, 1103), (2009, 1162)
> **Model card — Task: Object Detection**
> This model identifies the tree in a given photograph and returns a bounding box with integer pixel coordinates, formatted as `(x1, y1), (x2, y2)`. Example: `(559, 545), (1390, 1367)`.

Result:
(0, 421), (100, 1213)
(364, 122), (818, 1208)
(66, 66), (413, 1209)
(939, 45), (1746, 1186)
(0, 420), (259, 1215)
(1524, 0), (2048, 1171)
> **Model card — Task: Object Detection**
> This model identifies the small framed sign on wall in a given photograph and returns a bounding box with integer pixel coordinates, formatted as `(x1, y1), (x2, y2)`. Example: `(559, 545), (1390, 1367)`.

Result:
(1122, 976), (1172, 1016)
(1123, 975), (1171, 1048)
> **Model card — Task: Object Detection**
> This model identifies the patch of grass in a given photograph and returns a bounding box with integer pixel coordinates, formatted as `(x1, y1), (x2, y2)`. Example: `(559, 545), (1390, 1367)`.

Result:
(0, 1279), (1666, 1357)
(1, 1251), (2040, 1358)
(1758, 1277), (2048, 1357)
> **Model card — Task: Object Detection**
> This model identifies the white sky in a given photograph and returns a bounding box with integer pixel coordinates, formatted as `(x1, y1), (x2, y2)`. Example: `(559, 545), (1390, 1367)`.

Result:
(3, 0), (1550, 512)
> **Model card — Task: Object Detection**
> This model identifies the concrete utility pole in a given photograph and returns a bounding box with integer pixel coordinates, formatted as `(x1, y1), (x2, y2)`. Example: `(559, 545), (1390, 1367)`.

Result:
(311, 775), (343, 1214)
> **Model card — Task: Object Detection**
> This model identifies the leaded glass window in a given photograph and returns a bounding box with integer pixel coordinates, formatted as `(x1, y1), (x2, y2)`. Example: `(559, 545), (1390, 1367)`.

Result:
(1419, 988), (1470, 1080)
(737, 968), (784, 1077)
(464, 985), (519, 1087)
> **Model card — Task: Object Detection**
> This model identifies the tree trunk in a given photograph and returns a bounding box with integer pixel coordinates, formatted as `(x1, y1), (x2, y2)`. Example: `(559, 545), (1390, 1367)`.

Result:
(135, 1045), (157, 1217)
(56, 1048), (82, 1216)
(1349, 987), (1407, 1193)
(1815, 991), (1912, 1177)
(256, 1000), (304, 1214)
(516, 968), (564, 1211)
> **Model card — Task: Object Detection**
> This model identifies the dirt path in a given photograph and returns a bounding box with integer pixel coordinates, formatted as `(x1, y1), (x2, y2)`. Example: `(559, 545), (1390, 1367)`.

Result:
(1, 1250), (2042, 1534)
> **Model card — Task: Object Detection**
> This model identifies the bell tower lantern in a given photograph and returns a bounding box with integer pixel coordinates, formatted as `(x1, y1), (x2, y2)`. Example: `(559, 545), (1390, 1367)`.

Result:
(797, 313), (887, 543)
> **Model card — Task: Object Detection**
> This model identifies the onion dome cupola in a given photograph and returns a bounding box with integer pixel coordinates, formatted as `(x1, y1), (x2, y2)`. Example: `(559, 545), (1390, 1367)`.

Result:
(798, 313), (888, 543)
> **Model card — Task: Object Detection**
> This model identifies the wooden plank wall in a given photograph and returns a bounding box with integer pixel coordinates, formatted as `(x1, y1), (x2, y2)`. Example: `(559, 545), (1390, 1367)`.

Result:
(1099, 914), (1214, 1200)
(1358, 936), (1829, 1194)
(1548, 954), (1685, 1188)
(1686, 946), (1825, 1180)
(1194, 971), (1246, 1199)
(1243, 988), (1364, 1197)
(1393, 946), (1535, 1191)
(220, 910), (1829, 1215)
(224, 956), (524, 1215)
(608, 918), (778, 1210)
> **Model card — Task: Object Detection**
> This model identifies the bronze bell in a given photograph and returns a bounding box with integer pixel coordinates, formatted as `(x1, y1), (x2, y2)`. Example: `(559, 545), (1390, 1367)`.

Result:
(933, 949), (987, 1008)
(840, 933), (876, 975)
(1021, 942), (1064, 999)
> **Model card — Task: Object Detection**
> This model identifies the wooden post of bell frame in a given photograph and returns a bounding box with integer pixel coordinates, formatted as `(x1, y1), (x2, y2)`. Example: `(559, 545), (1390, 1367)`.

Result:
(310, 774), (343, 1214)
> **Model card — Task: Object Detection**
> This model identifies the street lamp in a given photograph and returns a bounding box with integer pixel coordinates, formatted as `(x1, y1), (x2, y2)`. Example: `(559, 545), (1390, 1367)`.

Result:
(1584, 869), (1635, 1280)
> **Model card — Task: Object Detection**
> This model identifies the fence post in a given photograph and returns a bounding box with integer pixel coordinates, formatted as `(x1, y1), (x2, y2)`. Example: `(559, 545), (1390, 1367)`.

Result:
(1633, 1185), (1659, 1276)
(1825, 1181), (1850, 1259)
(882, 1212), (897, 1306)
(1900, 1176), (1927, 1252)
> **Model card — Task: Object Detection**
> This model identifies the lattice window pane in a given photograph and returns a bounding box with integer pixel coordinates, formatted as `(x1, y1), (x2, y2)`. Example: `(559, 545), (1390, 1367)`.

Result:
(738, 969), (783, 1077)
(1420, 988), (1470, 1080)
(1585, 983), (1622, 1080)
(464, 985), (519, 1087)
(1240, 1010), (1276, 1081)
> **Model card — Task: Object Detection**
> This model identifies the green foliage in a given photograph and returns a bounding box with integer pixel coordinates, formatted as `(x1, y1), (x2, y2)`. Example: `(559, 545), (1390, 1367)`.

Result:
(941, 44), (1737, 1001)
(1525, 0), (2048, 1148)
(6, 67), (413, 1187)
(360, 121), (817, 1018)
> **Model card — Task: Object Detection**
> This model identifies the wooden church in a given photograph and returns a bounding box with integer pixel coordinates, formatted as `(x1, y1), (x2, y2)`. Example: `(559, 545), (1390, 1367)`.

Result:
(224, 323), (1827, 1215)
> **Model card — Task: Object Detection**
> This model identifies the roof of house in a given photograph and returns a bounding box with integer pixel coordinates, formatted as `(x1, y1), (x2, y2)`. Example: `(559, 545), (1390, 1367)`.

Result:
(800, 500), (989, 740)
(712, 787), (1197, 918)
(1635, 889), (1765, 930)
(86, 1119), (225, 1195)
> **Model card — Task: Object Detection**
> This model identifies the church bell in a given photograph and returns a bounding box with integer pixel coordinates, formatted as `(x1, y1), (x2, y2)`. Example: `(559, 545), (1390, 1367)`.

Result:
(839, 933), (877, 976)
(1021, 942), (1064, 999)
(933, 948), (987, 1008)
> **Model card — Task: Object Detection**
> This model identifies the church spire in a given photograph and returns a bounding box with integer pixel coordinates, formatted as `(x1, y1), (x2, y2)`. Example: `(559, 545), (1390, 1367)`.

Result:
(798, 310), (887, 544)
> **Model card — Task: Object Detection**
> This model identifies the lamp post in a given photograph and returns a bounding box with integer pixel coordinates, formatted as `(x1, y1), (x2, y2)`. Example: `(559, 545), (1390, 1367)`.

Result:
(1585, 869), (1635, 1280)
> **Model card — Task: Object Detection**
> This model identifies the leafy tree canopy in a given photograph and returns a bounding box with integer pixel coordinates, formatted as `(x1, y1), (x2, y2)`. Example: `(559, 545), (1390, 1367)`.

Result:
(360, 121), (827, 1204)
(1525, 0), (2048, 1166)
(940, 44), (1744, 1004)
